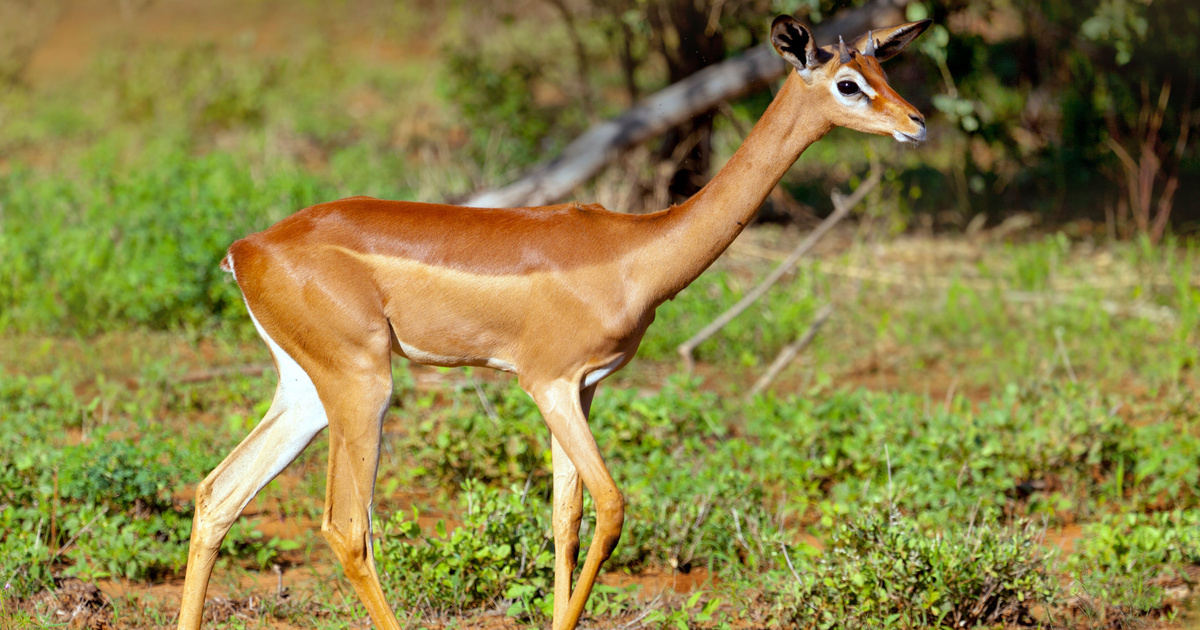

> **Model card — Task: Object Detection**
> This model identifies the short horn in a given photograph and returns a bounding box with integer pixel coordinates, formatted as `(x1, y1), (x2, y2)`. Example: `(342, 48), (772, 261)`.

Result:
(864, 30), (876, 56)
(838, 36), (851, 63)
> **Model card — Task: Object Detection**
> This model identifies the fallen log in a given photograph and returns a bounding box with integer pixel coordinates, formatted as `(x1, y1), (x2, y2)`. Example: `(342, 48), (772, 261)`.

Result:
(464, 0), (910, 208)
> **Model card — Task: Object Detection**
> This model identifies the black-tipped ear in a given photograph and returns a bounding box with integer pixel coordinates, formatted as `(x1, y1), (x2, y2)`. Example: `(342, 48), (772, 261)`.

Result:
(771, 15), (823, 81)
(852, 19), (932, 61)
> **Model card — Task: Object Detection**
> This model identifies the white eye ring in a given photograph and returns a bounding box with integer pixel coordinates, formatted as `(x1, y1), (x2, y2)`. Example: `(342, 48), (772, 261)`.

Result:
(831, 69), (876, 104)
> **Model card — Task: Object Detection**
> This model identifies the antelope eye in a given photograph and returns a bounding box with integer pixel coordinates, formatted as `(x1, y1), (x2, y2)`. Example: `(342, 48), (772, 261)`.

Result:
(837, 80), (861, 96)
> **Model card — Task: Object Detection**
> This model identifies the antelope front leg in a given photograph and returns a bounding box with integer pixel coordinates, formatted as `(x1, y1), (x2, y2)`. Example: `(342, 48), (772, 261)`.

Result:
(549, 384), (596, 629)
(527, 379), (622, 630)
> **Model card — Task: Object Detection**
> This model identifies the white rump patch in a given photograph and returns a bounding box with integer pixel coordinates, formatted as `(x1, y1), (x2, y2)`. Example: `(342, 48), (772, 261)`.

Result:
(237, 310), (330, 484)
(197, 304), (331, 519)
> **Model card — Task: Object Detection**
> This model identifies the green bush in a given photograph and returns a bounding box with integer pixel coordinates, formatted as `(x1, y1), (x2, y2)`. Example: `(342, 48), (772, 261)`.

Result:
(59, 440), (175, 512)
(0, 512), (56, 600)
(1065, 511), (1200, 624)
(768, 510), (1057, 629)
(613, 444), (776, 573)
(376, 480), (555, 620)
(0, 150), (333, 333)
(0, 371), (292, 591)
(742, 384), (1200, 524)
(1073, 510), (1200, 574)
(398, 376), (547, 489)
(59, 507), (191, 582)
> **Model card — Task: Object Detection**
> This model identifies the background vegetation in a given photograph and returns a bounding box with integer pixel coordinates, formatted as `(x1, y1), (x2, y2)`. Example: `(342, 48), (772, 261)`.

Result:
(0, 0), (1198, 628)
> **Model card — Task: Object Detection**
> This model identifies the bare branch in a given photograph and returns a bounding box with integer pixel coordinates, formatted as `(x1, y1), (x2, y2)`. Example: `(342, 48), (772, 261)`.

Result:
(677, 170), (881, 372)
(747, 303), (834, 398)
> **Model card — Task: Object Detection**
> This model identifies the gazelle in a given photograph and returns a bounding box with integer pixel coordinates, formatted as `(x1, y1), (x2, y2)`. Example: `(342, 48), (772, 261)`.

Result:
(177, 15), (930, 630)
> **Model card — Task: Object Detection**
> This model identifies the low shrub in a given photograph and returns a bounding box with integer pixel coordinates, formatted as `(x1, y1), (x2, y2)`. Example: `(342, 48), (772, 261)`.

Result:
(1074, 510), (1200, 572)
(376, 480), (555, 621)
(59, 440), (175, 513)
(0, 372), (293, 592)
(768, 509), (1058, 629)
(1066, 509), (1200, 622)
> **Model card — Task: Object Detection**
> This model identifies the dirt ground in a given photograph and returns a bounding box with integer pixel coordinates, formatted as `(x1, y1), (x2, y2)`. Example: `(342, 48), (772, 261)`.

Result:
(24, 0), (437, 85)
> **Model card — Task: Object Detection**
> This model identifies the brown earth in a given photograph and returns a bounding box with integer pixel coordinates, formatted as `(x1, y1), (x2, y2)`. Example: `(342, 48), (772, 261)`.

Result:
(25, 0), (439, 86)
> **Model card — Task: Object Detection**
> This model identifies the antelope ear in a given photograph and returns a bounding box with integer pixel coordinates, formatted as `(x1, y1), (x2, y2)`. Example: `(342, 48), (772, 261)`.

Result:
(771, 16), (827, 82)
(852, 19), (932, 61)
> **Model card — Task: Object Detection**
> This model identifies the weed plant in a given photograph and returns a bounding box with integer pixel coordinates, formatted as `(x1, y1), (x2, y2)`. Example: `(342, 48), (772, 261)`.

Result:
(1075, 510), (1200, 572)
(767, 509), (1058, 629)
(0, 152), (331, 333)
(5, 325), (1198, 627)
(1068, 509), (1200, 619)
(376, 480), (556, 621)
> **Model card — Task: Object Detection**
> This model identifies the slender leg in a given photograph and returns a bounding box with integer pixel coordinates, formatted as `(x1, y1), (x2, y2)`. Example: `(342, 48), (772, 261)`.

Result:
(177, 325), (328, 630)
(312, 364), (402, 630)
(550, 384), (596, 629)
(526, 379), (623, 630)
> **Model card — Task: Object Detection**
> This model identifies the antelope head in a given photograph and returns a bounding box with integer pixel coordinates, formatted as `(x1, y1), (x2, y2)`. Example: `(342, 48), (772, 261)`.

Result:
(771, 16), (932, 144)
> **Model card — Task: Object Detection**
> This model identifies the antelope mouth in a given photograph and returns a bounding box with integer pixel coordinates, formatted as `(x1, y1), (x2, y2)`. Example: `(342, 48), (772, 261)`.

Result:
(894, 127), (927, 145)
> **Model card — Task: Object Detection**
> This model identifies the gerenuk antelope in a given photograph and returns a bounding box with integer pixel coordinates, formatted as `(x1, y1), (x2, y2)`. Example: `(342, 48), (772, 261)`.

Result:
(177, 15), (931, 630)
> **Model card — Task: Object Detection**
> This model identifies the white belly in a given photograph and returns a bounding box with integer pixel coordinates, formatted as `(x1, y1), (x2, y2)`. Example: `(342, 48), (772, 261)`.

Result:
(394, 337), (517, 373)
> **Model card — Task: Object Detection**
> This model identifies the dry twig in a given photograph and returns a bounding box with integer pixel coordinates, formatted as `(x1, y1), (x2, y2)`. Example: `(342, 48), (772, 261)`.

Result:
(746, 304), (834, 398)
(677, 169), (880, 371)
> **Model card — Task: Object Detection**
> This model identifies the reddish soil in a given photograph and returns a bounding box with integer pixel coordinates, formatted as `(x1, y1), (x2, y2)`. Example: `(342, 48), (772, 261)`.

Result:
(26, 0), (437, 85)
(601, 567), (713, 599)
(1043, 522), (1085, 555)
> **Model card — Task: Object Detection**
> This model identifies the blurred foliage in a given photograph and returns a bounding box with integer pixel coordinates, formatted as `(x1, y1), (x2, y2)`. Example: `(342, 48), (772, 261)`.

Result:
(929, 0), (1197, 237)
(0, 0), (1197, 335)
(0, 1), (62, 85)
(440, 0), (1199, 234)
(0, 149), (330, 333)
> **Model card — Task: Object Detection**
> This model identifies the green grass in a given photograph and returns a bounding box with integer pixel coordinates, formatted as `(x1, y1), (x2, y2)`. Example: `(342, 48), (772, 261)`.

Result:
(768, 511), (1058, 629)
(3, 231), (1199, 627)
(11, 339), (1196, 628)
(4, 226), (1199, 629)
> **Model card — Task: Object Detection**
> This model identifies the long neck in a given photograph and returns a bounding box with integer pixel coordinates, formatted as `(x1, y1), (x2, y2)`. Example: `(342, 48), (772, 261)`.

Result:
(633, 71), (832, 306)
(633, 71), (830, 307)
